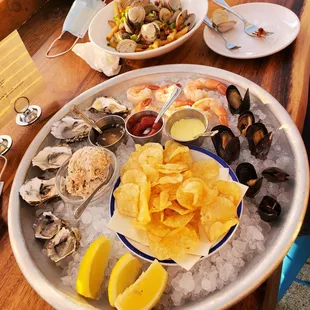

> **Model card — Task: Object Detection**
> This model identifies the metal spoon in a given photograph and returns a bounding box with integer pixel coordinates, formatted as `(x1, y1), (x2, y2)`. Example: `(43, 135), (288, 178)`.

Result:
(193, 130), (219, 139)
(74, 165), (113, 219)
(143, 86), (182, 135)
(70, 105), (103, 134)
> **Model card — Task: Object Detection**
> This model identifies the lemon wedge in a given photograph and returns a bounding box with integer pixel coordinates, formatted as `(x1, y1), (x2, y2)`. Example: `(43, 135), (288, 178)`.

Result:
(76, 236), (111, 299)
(108, 253), (142, 307)
(115, 260), (168, 310)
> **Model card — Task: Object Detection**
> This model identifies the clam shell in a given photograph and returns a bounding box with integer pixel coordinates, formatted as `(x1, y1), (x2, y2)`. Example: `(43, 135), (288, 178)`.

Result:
(216, 20), (237, 33)
(116, 39), (137, 53)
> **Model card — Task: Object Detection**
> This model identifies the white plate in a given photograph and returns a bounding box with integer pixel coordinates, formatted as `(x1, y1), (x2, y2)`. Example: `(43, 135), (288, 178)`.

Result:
(203, 3), (300, 59)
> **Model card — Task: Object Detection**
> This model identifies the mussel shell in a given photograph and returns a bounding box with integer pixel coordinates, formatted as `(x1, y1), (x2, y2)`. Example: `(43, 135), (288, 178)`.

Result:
(211, 125), (240, 164)
(226, 85), (250, 115)
(238, 110), (255, 135)
(262, 167), (289, 183)
(236, 163), (263, 197)
(258, 195), (281, 222)
(246, 123), (272, 160)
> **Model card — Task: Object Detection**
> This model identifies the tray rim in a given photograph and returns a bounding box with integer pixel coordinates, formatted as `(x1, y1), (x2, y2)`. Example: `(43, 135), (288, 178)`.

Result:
(8, 64), (309, 310)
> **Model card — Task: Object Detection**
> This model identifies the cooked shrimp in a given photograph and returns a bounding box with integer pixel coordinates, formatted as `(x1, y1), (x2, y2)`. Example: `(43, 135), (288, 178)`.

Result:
(192, 98), (228, 126)
(135, 98), (153, 112)
(155, 84), (181, 103)
(172, 99), (195, 108)
(184, 78), (227, 102)
(127, 84), (160, 106)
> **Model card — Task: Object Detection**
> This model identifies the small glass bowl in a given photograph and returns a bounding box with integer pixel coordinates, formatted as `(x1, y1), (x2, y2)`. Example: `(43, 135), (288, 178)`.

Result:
(55, 147), (119, 206)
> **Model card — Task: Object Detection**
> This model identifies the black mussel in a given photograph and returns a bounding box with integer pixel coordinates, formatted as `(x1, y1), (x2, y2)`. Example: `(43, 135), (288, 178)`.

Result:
(211, 125), (240, 164)
(226, 85), (250, 115)
(246, 123), (273, 160)
(262, 167), (289, 183)
(236, 163), (263, 198)
(238, 110), (255, 136)
(258, 195), (281, 222)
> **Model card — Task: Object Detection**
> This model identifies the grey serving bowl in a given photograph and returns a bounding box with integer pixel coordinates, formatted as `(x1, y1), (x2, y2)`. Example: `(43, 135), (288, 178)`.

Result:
(8, 65), (309, 310)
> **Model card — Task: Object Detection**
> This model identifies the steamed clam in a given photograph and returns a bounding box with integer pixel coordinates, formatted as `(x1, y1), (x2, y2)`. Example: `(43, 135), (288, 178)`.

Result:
(127, 5), (146, 24)
(238, 110), (255, 135)
(45, 227), (80, 263)
(176, 10), (196, 31)
(33, 211), (65, 239)
(236, 163), (263, 198)
(19, 177), (58, 206)
(212, 9), (237, 33)
(262, 167), (289, 183)
(89, 97), (130, 118)
(226, 85), (250, 115)
(246, 122), (273, 160)
(116, 39), (137, 53)
(141, 22), (160, 43)
(162, 0), (182, 11)
(159, 7), (172, 22)
(144, 4), (159, 22)
(211, 125), (240, 164)
(32, 145), (72, 171)
(51, 116), (91, 143)
(258, 195), (281, 222)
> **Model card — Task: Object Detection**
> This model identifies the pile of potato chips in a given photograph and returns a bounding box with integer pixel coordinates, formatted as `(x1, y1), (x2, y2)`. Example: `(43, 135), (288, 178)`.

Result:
(113, 141), (241, 261)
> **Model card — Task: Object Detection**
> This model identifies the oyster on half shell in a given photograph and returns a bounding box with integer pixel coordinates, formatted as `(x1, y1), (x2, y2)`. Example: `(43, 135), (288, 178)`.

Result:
(33, 211), (65, 240)
(32, 145), (72, 171)
(51, 116), (91, 143)
(19, 177), (58, 206)
(45, 227), (80, 262)
(89, 97), (130, 118)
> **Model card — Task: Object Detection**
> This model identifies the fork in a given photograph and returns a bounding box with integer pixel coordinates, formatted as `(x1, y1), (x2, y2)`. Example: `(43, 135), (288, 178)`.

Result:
(212, 0), (274, 38)
(204, 17), (241, 50)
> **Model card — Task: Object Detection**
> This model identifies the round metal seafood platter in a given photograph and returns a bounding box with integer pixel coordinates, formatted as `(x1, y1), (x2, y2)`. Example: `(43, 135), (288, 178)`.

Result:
(8, 65), (309, 310)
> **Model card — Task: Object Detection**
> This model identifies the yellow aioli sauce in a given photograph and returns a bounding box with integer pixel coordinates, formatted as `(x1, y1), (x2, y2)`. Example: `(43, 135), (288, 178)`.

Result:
(171, 118), (206, 141)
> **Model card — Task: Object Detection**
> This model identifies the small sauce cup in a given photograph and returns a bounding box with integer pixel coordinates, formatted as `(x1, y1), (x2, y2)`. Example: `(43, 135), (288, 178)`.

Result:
(88, 115), (127, 152)
(165, 108), (208, 146)
(125, 110), (164, 145)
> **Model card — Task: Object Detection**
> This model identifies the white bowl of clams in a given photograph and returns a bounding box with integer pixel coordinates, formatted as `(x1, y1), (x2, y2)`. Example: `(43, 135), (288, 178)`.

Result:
(89, 0), (208, 60)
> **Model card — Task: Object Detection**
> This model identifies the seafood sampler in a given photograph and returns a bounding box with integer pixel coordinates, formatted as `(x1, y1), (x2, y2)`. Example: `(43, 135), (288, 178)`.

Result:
(107, 0), (196, 52)
(18, 74), (293, 308)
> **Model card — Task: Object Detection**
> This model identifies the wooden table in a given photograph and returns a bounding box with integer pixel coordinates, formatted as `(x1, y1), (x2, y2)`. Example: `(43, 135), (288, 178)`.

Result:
(0, 0), (309, 309)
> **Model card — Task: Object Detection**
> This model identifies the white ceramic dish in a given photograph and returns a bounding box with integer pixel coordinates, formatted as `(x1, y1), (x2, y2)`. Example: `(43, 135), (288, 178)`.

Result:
(110, 146), (243, 266)
(89, 0), (208, 60)
(8, 65), (309, 310)
(203, 3), (300, 59)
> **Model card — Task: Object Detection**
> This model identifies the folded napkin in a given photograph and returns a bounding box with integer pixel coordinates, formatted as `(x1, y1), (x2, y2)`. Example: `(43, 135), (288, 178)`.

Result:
(72, 42), (121, 77)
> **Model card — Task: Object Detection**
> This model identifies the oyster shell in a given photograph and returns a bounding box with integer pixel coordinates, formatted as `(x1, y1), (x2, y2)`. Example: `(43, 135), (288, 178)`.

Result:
(32, 145), (72, 171)
(51, 116), (91, 143)
(33, 211), (64, 239)
(45, 227), (80, 263)
(19, 177), (58, 206)
(89, 97), (130, 118)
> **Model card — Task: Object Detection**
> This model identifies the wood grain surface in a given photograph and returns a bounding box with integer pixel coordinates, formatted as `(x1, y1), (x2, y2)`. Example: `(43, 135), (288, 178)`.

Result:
(0, 0), (309, 309)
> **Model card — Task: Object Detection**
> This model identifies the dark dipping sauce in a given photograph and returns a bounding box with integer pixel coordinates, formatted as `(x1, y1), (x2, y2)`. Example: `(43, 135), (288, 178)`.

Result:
(95, 124), (125, 147)
(127, 115), (163, 137)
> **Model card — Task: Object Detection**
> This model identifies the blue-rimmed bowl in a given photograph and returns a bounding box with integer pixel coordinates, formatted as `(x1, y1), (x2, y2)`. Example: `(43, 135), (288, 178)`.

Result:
(110, 145), (243, 266)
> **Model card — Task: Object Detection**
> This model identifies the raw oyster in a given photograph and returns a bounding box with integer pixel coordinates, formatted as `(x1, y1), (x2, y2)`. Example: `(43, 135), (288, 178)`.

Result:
(33, 211), (65, 239)
(51, 116), (91, 143)
(32, 145), (72, 171)
(45, 227), (80, 263)
(89, 97), (130, 118)
(19, 177), (58, 206)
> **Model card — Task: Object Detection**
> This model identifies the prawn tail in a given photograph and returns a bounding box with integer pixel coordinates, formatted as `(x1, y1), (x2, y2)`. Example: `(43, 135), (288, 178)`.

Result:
(135, 98), (153, 112)
(217, 83), (227, 95)
(219, 115), (229, 126)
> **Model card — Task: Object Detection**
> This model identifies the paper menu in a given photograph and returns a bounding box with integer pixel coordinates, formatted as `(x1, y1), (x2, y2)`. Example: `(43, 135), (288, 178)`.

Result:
(0, 30), (44, 128)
